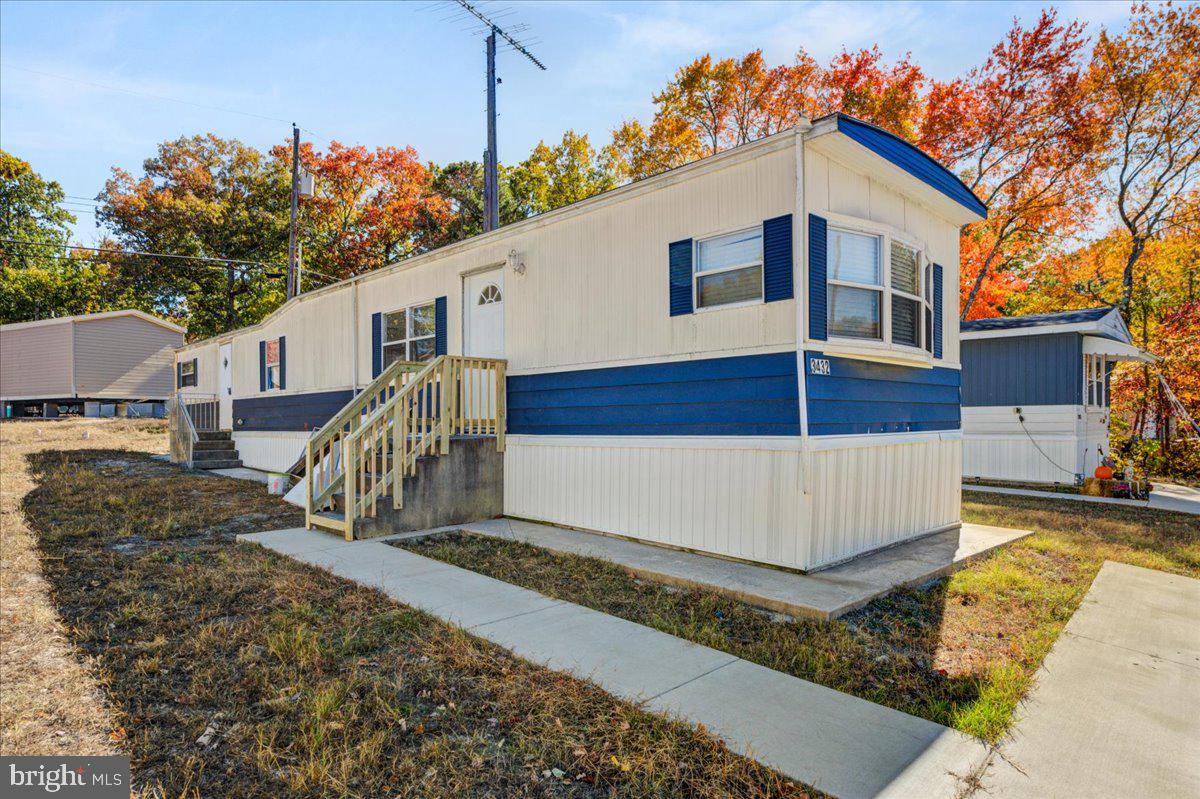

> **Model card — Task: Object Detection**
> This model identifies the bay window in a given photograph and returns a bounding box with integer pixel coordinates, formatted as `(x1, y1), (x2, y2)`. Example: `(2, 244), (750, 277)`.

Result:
(827, 223), (932, 352)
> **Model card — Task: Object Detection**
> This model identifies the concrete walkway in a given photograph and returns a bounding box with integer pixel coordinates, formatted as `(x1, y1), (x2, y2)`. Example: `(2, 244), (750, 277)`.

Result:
(965, 482), (1200, 516)
(984, 562), (1200, 797)
(436, 518), (1030, 620)
(240, 527), (992, 799)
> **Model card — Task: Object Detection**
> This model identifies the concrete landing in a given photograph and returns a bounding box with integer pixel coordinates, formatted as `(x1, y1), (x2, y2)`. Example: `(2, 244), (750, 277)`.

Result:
(984, 561), (1200, 797)
(240, 527), (993, 799)
(1150, 482), (1200, 516)
(432, 518), (1031, 620)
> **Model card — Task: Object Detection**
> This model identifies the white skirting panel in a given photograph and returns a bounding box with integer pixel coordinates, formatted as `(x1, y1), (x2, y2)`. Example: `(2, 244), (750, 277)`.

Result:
(807, 437), (961, 570)
(503, 436), (809, 570)
(231, 431), (311, 473)
(962, 404), (1083, 484)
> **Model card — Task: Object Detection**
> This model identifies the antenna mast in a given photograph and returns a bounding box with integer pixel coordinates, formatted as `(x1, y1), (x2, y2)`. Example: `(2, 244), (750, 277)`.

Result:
(450, 0), (546, 232)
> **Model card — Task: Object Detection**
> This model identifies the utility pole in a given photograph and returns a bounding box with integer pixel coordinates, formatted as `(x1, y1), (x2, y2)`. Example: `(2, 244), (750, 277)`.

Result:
(447, 1), (545, 233)
(484, 28), (498, 232)
(225, 262), (236, 332)
(286, 123), (300, 298)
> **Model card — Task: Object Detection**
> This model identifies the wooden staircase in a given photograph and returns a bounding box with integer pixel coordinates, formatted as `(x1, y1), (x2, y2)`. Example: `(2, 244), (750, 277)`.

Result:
(304, 355), (506, 539)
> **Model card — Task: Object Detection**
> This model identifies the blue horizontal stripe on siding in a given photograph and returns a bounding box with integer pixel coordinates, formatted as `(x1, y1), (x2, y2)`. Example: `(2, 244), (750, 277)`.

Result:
(233, 389), (355, 432)
(804, 350), (960, 435)
(961, 334), (1082, 407)
(507, 352), (800, 436)
(835, 115), (987, 219)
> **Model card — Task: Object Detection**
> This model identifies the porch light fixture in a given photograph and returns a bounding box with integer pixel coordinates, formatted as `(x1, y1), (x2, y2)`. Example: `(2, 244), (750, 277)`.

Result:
(507, 248), (525, 275)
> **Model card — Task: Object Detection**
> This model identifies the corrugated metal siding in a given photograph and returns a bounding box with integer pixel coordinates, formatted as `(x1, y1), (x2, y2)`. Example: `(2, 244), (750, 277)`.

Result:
(961, 334), (1081, 407)
(0, 321), (74, 398)
(503, 437), (809, 569)
(808, 436), (960, 569)
(73, 316), (182, 399)
(231, 431), (311, 472)
(506, 352), (800, 436)
(804, 352), (960, 435)
(962, 405), (1082, 482)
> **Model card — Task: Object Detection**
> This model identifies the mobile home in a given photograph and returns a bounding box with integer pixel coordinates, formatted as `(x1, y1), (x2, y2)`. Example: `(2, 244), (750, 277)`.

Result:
(961, 306), (1155, 485)
(174, 113), (986, 571)
(2, 309), (183, 419)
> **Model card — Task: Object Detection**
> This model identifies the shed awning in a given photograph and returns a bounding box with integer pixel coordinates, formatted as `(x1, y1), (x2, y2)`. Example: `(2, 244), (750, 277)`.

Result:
(1083, 336), (1157, 363)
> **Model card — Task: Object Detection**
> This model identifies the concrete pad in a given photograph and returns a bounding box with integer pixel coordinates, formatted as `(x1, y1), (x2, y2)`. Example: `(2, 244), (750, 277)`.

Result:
(474, 601), (738, 702)
(459, 518), (1030, 619)
(211, 466), (274, 484)
(985, 562), (1200, 798)
(1149, 482), (1200, 516)
(648, 658), (990, 799)
(238, 527), (353, 556)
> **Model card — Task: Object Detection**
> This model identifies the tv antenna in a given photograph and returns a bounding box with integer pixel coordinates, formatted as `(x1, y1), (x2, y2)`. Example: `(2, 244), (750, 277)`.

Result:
(439, 0), (546, 232)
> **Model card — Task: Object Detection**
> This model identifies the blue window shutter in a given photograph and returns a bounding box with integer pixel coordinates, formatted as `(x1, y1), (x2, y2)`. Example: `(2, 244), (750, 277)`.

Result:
(176, 361), (182, 389)
(669, 239), (693, 316)
(258, 340), (266, 392)
(278, 336), (286, 390)
(371, 312), (382, 378)
(933, 264), (944, 359)
(808, 214), (828, 340)
(763, 214), (793, 302)
(434, 296), (447, 356)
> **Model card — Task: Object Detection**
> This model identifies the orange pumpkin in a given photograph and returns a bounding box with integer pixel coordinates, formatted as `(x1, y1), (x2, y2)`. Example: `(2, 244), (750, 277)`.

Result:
(1095, 465), (1114, 480)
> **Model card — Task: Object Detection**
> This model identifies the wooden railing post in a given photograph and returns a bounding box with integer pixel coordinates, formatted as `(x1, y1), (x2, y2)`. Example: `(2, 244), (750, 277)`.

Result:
(440, 359), (451, 455)
(343, 440), (356, 541)
(305, 439), (314, 529)
(495, 359), (506, 452)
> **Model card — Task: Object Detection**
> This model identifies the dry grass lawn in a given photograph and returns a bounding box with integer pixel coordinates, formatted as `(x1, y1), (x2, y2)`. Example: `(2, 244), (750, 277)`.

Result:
(399, 492), (1199, 743)
(1, 420), (813, 798)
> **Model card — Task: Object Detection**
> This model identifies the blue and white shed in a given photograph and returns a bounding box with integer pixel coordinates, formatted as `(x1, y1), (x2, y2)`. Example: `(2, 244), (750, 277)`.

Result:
(175, 113), (986, 571)
(961, 306), (1155, 484)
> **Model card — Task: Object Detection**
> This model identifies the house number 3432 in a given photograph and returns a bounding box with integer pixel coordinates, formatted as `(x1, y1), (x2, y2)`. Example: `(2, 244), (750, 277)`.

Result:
(809, 357), (831, 376)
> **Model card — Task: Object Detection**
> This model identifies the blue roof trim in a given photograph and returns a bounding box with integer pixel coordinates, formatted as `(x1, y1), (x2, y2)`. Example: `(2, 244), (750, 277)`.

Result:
(833, 114), (987, 220)
(960, 306), (1112, 332)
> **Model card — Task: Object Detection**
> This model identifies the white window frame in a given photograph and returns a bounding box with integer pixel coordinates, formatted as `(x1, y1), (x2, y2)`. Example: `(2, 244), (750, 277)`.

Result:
(692, 225), (765, 313)
(1085, 354), (1107, 408)
(179, 359), (196, 388)
(821, 214), (934, 363)
(382, 299), (437, 365)
(265, 338), (281, 390)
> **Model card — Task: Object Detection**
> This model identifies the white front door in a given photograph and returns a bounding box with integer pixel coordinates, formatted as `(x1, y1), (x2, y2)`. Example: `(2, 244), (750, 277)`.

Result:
(218, 342), (233, 430)
(464, 268), (505, 358)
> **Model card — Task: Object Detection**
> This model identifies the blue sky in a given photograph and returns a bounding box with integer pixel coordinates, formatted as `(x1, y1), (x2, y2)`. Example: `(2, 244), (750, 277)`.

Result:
(2, 0), (1133, 244)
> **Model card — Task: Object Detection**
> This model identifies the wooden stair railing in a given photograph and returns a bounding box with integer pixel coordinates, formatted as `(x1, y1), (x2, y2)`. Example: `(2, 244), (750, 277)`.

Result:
(304, 355), (507, 539)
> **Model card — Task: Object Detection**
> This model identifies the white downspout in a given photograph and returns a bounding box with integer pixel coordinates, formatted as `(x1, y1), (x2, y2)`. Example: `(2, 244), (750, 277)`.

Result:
(793, 121), (814, 571)
(351, 281), (360, 390)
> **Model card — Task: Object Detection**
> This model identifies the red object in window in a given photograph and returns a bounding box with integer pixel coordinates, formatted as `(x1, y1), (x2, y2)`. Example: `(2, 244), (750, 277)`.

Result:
(265, 339), (280, 366)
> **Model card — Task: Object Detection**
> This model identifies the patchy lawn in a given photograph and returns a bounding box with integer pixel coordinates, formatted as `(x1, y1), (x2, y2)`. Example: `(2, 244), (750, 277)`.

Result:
(398, 493), (1199, 743)
(5, 421), (811, 798)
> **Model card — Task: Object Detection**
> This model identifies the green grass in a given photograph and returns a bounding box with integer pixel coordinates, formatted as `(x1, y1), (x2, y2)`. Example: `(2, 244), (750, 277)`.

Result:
(397, 492), (1198, 742)
(21, 448), (814, 798)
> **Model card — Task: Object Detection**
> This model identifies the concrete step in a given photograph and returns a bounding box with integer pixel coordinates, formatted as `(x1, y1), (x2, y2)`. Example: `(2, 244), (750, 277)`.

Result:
(193, 459), (243, 470)
(196, 430), (232, 441)
(192, 448), (239, 461)
(193, 439), (236, 451)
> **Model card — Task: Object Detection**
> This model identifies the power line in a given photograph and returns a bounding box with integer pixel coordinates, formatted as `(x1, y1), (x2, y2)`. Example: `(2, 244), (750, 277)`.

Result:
(1, 236), (343, 286)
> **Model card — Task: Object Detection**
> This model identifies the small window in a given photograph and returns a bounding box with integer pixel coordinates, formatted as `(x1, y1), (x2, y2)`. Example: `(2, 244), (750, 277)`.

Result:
(382, 300), (437, 366)
(265, 338), (281, 389)
(1085, 354), (1107, 407)
(477, 284), (502, 305)
(694, 228), (763, 309)
(179, 360), (197, 388)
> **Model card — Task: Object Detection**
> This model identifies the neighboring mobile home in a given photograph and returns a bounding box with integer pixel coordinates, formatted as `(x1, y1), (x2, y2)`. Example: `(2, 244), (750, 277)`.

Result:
(174, 113), (985, 571)
(1, 309), (184, 419)
(960, 306), (1155, 485)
